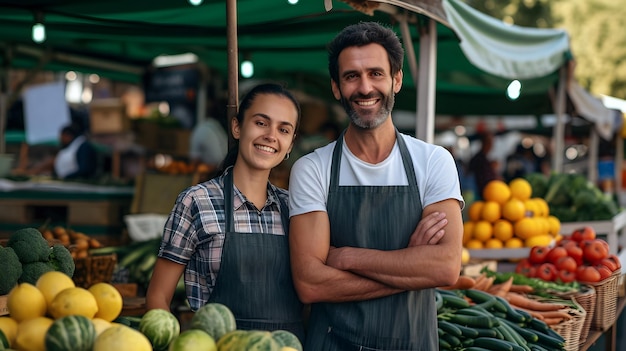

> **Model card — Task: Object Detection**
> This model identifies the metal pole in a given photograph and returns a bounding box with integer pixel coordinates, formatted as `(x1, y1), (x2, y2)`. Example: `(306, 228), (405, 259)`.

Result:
(552, 66), (567, 173)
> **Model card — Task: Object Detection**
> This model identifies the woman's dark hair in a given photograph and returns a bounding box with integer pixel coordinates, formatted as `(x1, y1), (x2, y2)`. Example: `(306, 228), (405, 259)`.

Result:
(217, 83), (301, 175)
(327, 21), (404, 85)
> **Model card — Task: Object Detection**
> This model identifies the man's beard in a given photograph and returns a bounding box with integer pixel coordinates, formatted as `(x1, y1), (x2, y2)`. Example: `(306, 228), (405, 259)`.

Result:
(340, 86), (395, 129)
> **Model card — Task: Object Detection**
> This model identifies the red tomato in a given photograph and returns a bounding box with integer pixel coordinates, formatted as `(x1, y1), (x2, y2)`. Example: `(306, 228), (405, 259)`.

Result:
(565, 245), (584, 266)
(582, 240), (609, 263)
(555, 256), (578, 272)
(571, 226), (596, 242)
(536, 263), (557, 282)
(557, 269), (577, 283)
(515, 259), (537, 277)
(529, 246), (550, 264)
(607, 254), (622, 270)
(577, 266), (602, 283)
(546, 247), (568, 264)
(595, 265), (613, 280)
(557, 237), (577, 248)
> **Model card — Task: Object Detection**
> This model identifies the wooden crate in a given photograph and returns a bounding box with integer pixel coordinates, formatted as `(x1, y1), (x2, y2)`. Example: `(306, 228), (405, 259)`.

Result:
(90, 99), (130, 135)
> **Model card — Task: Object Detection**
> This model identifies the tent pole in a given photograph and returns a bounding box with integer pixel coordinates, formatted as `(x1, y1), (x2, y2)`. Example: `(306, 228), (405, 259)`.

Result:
(552, 66), (567, 173)
(398, 14), (418, 85)
(588, 128), (599, 184)
(226, 0), (239, 149)
(416, 17), (437, 143)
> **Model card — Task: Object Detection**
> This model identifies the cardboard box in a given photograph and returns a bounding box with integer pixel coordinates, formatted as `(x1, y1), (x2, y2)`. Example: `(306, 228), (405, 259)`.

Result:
(0, 294), (8, 316)
(90, 99), (130, 135)
(461, 259), (498, 277)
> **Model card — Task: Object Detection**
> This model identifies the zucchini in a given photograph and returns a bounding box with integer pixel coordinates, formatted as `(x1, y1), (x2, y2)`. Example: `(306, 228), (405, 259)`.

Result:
(464, 288), (497, 304)
(528, 318), (551, 334)
(472, 337), (515, 351)
(447, 314), (499, 329)
(440, 333), (461, 348)
(500, 319), (538, 343)
(438, 320), (462, 338)
(441, 294), (471, 309)
(453, 323), (480, 339)
(534, 330), (565, 350)
(495, 296), (526, 323)
(464, 348), (492, 351)
(473, 328), (499, 338)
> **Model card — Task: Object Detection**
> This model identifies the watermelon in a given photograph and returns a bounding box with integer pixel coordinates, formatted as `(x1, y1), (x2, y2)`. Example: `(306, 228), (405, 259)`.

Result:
(216, 330), (248, 351)
(0, 330), (9, 350)
(45, 315), (96, 351)
(271, 330), (303, 351)
(168, 329), (216, 351)
(231, 330), (280, 351)
(190, 303), (236, 341)
(139, 309), (180, 351)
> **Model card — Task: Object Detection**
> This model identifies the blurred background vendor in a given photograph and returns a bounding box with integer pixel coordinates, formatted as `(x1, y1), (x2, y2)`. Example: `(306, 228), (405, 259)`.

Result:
(19, 122), (98, 180)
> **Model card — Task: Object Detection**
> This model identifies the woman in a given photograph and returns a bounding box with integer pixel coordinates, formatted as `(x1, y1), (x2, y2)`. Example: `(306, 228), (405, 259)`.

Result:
(146, 83), (304, 338)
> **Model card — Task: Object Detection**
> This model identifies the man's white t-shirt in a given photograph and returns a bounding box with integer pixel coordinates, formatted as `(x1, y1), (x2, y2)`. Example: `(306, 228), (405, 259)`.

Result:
(289, 133), (465, 217)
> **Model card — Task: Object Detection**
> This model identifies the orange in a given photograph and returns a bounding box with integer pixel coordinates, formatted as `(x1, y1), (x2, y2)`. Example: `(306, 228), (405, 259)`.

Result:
(483, 180), (511, 205)
(480, 201), (501, 223)
(525, 234), (554, 248)
(523, 199), (539, 217)
(473, 220), (493, 242)
(465, 239), (484, 249)
(533, 198), (550, 217)
(504, 237), (524, 249)
(462, 221), (475, 245)
(468, 201), (485, 222)
(484, 238), (504, 249)
(514, 217), (538, 240)
(502, 198), (526, 222)
(547, 215), (561, 236)
(493, 219), (514, 242)
(509, 178), (532, 201)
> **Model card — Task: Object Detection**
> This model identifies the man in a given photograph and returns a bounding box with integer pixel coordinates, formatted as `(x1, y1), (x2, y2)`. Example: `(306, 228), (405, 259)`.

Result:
(288, 22), (465, 350)
(53, 123), (98, 179)
(469, 131), (499, 198)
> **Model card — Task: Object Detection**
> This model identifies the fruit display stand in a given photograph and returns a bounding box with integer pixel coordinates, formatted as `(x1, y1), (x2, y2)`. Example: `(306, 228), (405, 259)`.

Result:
(560, 210), (626, 256)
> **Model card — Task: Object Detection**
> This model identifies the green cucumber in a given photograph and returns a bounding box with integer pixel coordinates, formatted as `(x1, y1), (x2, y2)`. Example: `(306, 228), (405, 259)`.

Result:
(495, 296), (526, 323)
(441, 294), (470, 309)
(453, 323), (480, 338)
(440, 333), (461, 348)
(437, 320), (462, 338)
(472, 337), (515, 351)
(534, 330), (565, 350)
(500, 319), (538, 344)
(447, 314), (500, 328)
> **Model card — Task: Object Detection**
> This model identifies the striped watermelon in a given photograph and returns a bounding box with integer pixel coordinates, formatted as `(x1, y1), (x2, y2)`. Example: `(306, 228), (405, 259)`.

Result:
(190, 303), (236, 341)
(215, 330), (248, 351)
(231, 330), (280, 351)
(45, 315), (96, 351)
(139, 309), (180, 351)
(271, 330), (303, 351)
(0, 329), (9, 350)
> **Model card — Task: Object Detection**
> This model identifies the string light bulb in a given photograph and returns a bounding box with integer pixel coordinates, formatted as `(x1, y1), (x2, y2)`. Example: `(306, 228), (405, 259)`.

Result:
(241, 59), (254, 78)
(32, 12), (46, 43)
(188, 0), (203, 6)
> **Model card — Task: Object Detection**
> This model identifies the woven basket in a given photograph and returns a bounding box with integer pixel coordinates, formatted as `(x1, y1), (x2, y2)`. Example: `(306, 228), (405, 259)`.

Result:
(550, 299), (586, 351)
(572, 284), (596, 345)
(583, 269), (621, 331)
(72, 254), (117, 289)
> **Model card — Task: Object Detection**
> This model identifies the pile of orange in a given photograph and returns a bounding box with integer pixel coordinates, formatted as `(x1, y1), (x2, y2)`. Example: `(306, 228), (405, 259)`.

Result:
(463, 178), (561, 250)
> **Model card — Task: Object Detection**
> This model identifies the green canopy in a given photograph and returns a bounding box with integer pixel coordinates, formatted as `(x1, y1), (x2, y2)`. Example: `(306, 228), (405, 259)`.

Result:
(0, 0), (569, 116)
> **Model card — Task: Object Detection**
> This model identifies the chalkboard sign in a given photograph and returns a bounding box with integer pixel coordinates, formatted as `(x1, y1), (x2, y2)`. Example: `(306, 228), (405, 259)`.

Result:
(144, 65), (199, 129)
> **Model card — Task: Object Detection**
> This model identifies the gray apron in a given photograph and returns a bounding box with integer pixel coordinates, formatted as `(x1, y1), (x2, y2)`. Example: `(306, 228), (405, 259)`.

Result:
(208, 171), (305, 342)
(305, 130), (437, 351)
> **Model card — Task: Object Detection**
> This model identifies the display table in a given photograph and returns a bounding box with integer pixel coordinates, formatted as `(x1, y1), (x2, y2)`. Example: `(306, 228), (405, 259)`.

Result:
(0, 178), (134, 237)
(560, 210), (626, 255)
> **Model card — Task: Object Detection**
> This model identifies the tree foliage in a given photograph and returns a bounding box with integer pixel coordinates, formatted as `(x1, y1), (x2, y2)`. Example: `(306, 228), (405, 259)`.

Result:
(465, 0), (626, 98)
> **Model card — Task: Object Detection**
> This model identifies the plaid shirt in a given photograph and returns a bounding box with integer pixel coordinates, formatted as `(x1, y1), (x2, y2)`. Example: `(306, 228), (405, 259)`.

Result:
(158, 168), (289, 311)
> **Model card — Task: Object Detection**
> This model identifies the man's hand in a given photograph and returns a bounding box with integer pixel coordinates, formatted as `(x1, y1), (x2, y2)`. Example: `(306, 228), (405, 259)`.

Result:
(408, 211), (447, 247)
